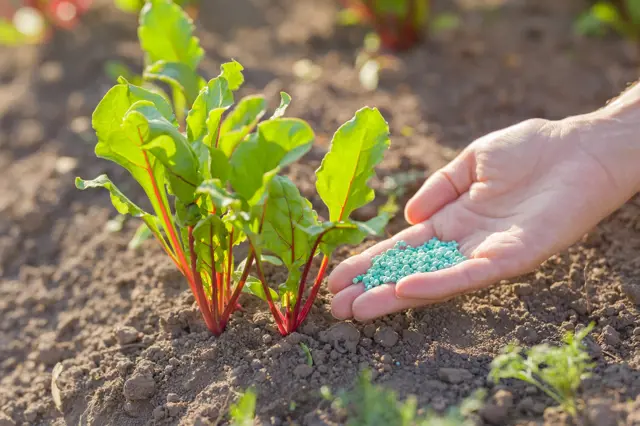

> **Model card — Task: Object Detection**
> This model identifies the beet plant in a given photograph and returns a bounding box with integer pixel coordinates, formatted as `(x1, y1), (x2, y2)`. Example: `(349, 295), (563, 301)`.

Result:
(339, 0), (429, 50)
(76, 0), (390, 336)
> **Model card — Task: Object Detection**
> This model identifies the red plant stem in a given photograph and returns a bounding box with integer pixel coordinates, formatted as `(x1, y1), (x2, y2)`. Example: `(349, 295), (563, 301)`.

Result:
(136, 128), (194, 286)
(226, 229), (234, 304)
(291, 231), (328, 327)
(252, 249), (287, 335)
(188, 226), (220, 335)
(209, 227), (219, 325)
(286, 293), (295, 332)
(296, 255), (330, 326)
(216, 272), (224, 308)
(219, 251), (254, 329)
(220, 203), (268, 329)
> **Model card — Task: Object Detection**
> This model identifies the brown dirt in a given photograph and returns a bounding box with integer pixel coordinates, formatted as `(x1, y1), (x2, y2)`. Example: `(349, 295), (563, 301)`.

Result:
(1, 0), (640, 425)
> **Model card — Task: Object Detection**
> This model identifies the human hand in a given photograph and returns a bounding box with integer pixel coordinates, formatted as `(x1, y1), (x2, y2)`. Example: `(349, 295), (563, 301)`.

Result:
(328, 108), (640, 321)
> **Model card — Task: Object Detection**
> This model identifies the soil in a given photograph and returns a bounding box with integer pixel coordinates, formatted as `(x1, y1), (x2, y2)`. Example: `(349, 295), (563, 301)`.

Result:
(1, 0), (640, 425)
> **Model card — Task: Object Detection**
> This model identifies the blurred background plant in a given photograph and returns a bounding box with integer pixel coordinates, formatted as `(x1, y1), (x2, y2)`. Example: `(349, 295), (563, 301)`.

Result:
(337, 0), (429, 51)
(0, 0), (92, 45)
(322, 370), (485, 426)
(113, 0), (197, 15)
(575, 0), (640, 41)
(0, 0), (199, 46)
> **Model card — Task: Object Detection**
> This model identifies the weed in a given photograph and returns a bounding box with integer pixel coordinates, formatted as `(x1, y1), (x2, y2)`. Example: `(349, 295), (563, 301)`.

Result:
(489, 323), (595, 418)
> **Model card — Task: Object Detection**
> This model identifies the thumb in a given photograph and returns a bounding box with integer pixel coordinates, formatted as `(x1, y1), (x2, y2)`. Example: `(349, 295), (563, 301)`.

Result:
(404, 149), (476, 225)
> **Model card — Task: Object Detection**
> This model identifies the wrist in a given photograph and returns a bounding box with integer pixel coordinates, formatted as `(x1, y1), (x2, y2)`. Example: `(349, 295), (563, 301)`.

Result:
(562, 84), (640, 195)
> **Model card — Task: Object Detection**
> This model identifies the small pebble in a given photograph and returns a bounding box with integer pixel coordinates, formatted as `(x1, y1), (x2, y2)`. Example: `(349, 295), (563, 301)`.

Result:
(353, 238), (466, 291)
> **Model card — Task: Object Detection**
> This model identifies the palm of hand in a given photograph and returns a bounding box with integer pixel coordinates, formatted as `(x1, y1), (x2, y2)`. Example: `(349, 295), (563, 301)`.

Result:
(329, 119), (620, 321)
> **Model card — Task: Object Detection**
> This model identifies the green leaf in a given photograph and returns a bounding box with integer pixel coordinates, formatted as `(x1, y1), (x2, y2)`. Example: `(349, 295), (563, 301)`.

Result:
(220, 60), (245, 91)
(91, 83), (177, 242)
(0, 18), (31, 46)
(138, 0), (204, 70)
(627, 0), (640, 26)
(75, 175), (146, 216)
(124, 101), (201, 203)
(300, 213), (390, 255)
(300, 342), (313, 366)
(175, 199), (202, 227)
(229, 389), (257, 426)
(192, 214), (229, 272)
(592, 2), (622, 25)
(186, 76), (234, 144)
(75, 175), (163, 242)
(316, 107), (390, 222)
(210, 146), (231, 182)
(92, 79), (175, 144)
(278, 268), (301, 306)
(128, 222), (155, 250)
(114, 0), (144, 13)
(271, 92), (291, 119)
(241, 278), (279, 301)
(143, 61), (204, 107)
(229, 118), (314, 203)
(218, 95), (267, 157)
(431, 13), (461, 34)
(196, 179), (243, 211)
(261, 176), (318, 268)
(261, 254), (284, 266)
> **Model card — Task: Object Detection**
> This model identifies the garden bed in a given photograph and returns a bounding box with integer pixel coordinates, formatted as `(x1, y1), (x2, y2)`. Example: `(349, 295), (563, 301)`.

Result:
(1, 0), (640, 424)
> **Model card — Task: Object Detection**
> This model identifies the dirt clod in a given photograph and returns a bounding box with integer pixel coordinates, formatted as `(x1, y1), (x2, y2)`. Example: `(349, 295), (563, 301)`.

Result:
(294, 364), (314, 379)
(153, 405), (166, 420)
(601, 325), (621, 346)
(437, 368), (473, 384)
(586, 399), (619, 426)
(327, 323), (360, 353)
(115, 326), (140, 345)
(0, 412), (15, 426)
(374, 326), (399, 348)
(123, 374), (156, 400)
(481, 389), (514, 424)
(621, 284), (640, 305)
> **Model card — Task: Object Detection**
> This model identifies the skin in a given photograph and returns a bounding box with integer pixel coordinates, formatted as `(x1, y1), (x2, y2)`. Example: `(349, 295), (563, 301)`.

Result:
(329, 82), (640, 322)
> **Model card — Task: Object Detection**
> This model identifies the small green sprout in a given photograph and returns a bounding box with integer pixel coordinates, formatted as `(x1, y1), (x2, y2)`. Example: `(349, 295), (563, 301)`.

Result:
(489, 323), (595, 418)
(300, 342), (313, 366)
(229, 389), (257, 426)
(333, 370), (484, 426)
(575, 0), (640, 41)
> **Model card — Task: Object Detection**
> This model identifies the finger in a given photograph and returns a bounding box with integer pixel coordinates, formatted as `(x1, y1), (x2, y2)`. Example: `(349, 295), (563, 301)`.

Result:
(327, 221), (436, 294)
(331, 283), (364, 320)
(395, 257), (501, 299)
(350, 284), (446, 322)
(405, 149), (476, 225)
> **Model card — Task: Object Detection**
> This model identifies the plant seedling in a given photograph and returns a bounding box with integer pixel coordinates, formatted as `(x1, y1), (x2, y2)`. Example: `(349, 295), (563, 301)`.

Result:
(338, 0), (429, 51)
(228, 388), (257, 426)
(575, 0), (640, 40)
(489, 323), (595, 418)
(0, 0), (92, 45)
(328, 370), (484, 426)
(77, 0), (390, 336)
